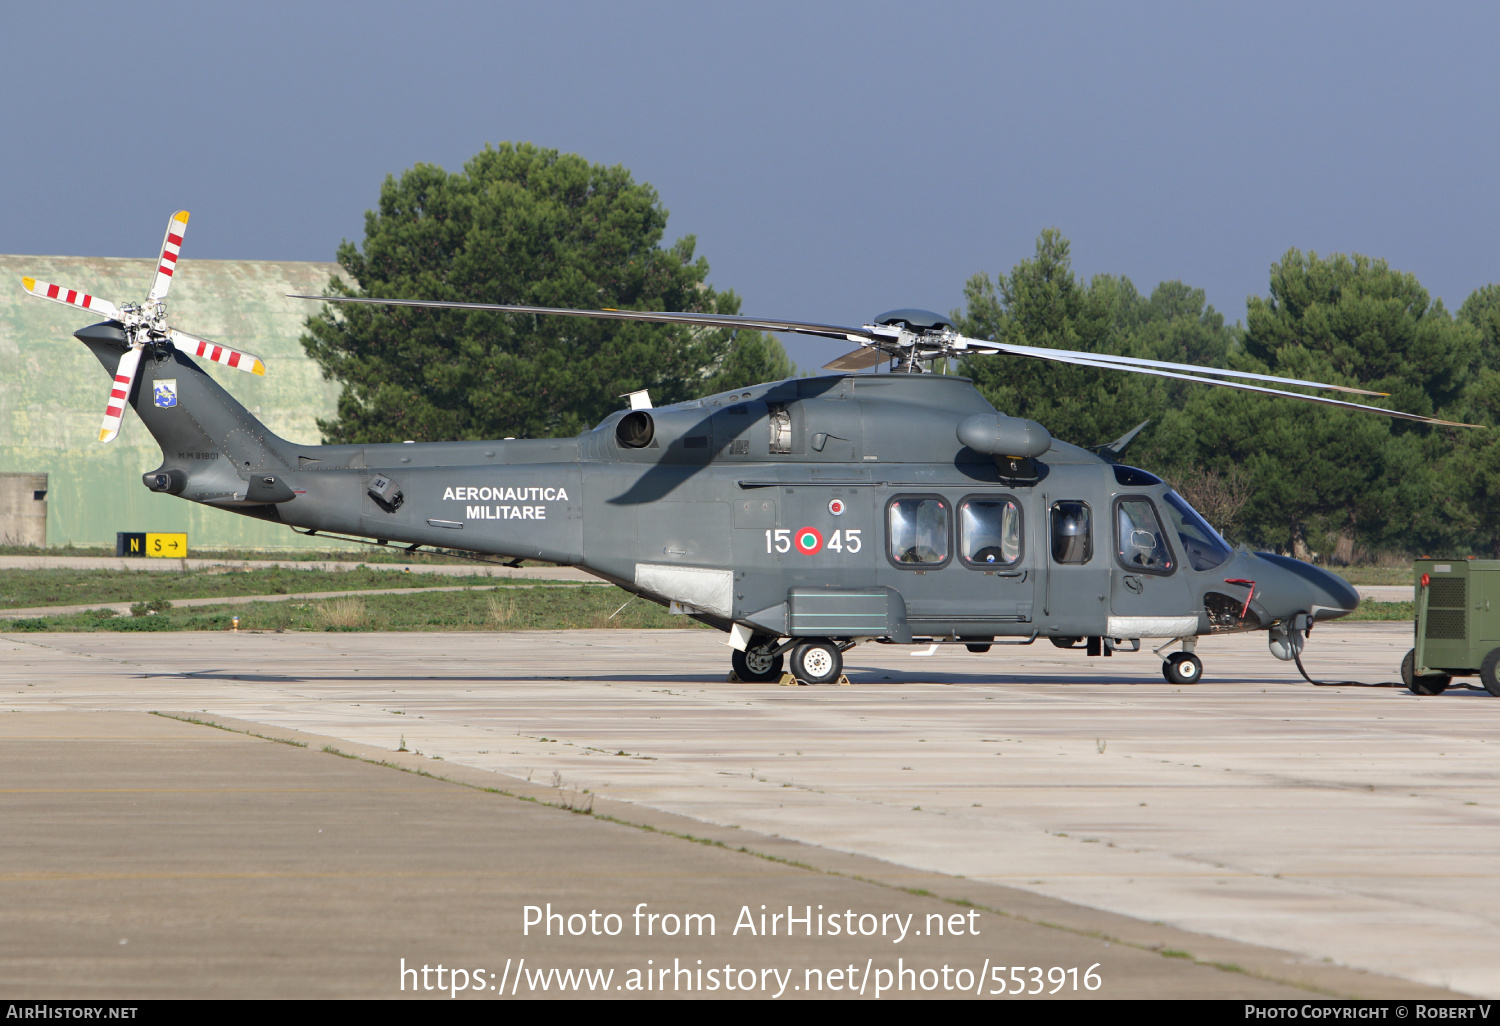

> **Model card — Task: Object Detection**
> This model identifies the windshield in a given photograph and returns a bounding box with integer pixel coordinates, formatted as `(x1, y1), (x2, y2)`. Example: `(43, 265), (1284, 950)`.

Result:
(1162, 491), (1232, 571)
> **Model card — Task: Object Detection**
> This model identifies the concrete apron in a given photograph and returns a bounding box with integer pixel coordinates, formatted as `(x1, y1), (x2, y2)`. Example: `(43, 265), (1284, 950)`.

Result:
(1, 621), (1492, 996)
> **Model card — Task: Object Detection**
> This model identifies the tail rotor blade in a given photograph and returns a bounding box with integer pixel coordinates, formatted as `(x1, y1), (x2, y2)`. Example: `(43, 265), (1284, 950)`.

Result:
(99, 346), (143, 443)
(21, 276), (121, 321)
(146, 211), (190, 302)
(165, 328), (265, 376)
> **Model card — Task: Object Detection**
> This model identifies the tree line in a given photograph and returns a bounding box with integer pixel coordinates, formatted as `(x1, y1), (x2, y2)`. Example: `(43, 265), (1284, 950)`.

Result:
(304, 144), (1500, 560)
(955, 230), (1500, 560)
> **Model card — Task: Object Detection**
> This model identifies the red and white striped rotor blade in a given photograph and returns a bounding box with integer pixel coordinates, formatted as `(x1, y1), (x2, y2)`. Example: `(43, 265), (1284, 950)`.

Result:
(146, 210), (190, 302)
(165, 329), (266, 376)
(99, 346), (143, 443)
(21, 276), (122, 321)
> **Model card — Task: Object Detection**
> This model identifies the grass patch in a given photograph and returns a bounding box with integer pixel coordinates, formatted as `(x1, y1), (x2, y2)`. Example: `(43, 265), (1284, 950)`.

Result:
(1344, 601), (1413, 621)
(316, 596), (370, 630)
(486, 592), (517, 626)
(0, 565), (577, 610)
(1332, 566), (1412, 586)
(2, 586), (708, 633)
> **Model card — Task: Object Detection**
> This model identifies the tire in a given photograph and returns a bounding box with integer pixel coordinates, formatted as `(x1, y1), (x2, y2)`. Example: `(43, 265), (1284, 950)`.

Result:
(1163, 652), (1203, 685)
(965, 643), (992, 653)
(1050, 636), (1081, 649)
(1402, 648), (1452, 696)
(732, 636), (784, 683)
(789, 640), (843, 685)
(1479, 649), (1500, 698)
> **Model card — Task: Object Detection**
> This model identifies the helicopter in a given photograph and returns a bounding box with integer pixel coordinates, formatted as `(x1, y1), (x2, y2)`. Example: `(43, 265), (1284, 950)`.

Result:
(22, 211), (1471, 686)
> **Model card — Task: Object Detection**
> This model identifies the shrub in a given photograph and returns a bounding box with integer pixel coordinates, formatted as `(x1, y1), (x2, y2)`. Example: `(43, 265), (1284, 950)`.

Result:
(316, 596), (369, 630)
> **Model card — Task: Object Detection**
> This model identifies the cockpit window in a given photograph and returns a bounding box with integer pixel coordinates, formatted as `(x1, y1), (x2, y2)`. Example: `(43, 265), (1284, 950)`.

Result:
(1114, 498), (1174, 574)
(1162, 491), (1232, 571)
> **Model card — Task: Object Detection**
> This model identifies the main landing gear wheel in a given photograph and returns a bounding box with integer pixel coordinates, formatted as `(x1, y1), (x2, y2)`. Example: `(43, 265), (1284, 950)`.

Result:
(1162, 651), (1203, 685)
(789, 640), (843, 685)
(732, 635), (784, 683)
(1401, 648), (1452, 695)
(1050, 636), (1082, 649)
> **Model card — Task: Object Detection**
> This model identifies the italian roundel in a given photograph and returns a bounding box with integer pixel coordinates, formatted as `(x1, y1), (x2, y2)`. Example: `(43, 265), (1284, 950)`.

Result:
(794, 527), (824, 555)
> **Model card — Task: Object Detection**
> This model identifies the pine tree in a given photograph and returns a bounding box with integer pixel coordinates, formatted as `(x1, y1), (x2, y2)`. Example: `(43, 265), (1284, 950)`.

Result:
(302, 143), (792, 443)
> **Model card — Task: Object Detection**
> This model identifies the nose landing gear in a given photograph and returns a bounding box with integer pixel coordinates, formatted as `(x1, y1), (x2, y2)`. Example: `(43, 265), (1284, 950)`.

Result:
(1162, 650), (1203, 685)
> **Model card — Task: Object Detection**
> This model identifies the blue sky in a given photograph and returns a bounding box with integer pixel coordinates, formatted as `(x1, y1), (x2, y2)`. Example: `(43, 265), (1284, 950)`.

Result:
(3, 1), (1496, 369)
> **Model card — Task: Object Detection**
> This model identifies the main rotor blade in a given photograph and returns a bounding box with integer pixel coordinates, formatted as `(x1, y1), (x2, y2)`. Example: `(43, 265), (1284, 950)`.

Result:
(292, 294), (1441, 420)
(1001, 346), (1474, 428)
(288, 294), (877, 344)
(970, 337), (1387, 398)
(823, 347), (885, 371)
(166, 328), (266, 375)
(21, 276), (122, 321)
(99, 346), (142, 443)
(147, 210), (190, 302)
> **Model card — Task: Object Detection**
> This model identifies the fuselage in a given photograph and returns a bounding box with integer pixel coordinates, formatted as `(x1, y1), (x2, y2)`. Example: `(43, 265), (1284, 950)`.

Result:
(82, 321), (1359, 648)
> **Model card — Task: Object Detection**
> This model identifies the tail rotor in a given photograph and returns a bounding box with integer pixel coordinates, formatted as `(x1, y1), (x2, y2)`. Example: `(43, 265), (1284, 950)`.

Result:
(19, 210), (267, 442)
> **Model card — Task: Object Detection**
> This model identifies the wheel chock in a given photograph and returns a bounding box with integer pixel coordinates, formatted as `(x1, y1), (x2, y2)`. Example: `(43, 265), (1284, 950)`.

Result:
(775, 673), (849, 686)
(725, 671), (742, 683)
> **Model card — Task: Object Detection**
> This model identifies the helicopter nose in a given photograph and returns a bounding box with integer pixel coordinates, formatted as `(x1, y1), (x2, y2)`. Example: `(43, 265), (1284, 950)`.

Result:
(1251, 552), (1360, 622)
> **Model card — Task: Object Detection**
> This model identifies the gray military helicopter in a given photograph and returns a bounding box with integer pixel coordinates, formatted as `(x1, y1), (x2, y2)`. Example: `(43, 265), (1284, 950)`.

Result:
(23, 212), (1469, 685)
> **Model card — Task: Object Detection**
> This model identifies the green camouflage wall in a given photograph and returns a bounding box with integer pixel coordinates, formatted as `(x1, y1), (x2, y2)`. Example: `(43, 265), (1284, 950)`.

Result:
(0, 255), (361, 551)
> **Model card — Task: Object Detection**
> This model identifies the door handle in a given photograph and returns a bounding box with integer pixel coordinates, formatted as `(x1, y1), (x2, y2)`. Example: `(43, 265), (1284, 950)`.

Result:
(1124, 575), (1144, 594)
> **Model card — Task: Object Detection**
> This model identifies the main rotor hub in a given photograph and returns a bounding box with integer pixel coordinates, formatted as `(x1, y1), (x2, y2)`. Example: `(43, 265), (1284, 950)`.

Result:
(862, 310), (967, 372)
(873, 308), (954, 332)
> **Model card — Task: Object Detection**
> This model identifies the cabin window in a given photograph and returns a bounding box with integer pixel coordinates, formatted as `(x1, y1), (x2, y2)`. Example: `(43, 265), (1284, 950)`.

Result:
(1114, 497), (1174, 574)
(959, 496), (1022, 567)
(887, 496), (950, 567)
(1050, 501), (1092, 564)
